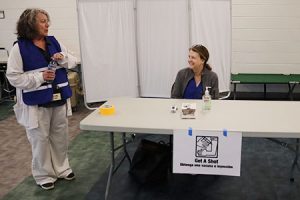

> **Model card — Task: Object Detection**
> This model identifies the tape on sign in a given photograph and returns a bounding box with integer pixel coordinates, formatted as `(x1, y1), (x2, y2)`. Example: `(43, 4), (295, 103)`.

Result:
(99, 104), (115, 115)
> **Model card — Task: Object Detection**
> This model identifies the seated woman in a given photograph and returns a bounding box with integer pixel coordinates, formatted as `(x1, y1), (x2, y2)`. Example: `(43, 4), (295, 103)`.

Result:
(171, 44), (219, 99)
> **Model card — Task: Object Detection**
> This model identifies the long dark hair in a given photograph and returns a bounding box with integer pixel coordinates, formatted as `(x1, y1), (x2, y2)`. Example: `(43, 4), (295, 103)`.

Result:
(16, 8), (50, 40)
(189, 44), (212, 70)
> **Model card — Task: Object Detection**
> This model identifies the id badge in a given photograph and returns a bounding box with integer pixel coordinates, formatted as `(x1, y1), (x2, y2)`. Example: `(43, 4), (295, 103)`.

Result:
(52, 93), (62, 101)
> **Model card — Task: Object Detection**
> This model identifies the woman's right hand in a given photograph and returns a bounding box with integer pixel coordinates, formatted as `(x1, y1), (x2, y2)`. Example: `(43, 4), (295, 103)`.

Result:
(43, 69), (56, 82)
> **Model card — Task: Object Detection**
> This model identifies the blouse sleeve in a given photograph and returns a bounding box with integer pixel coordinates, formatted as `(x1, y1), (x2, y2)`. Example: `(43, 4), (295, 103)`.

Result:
(57, 42), (78, 69)
(6, 43), (44, 90)
(210, 73), (219, 99)
(171, 70), (183, 98)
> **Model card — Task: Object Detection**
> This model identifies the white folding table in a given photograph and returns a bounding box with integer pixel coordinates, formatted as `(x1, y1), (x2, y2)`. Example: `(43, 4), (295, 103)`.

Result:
(80, 97), (300, 200)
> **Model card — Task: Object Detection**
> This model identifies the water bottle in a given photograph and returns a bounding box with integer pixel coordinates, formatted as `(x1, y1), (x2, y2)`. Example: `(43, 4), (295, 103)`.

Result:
(47, 60), (58, 83)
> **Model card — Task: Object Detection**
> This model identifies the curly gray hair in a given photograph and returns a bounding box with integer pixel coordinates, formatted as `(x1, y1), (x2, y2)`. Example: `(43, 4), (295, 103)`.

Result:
(16, 8), (50, 40)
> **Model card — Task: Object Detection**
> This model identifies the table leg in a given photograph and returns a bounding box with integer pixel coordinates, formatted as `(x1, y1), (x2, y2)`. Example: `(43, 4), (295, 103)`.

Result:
(105, 132), (115, 200)
(263, 84), (266, 99)
(233, 83), (237, 100)
(122, 132), (132, 166)
(290, 138), (299, 182)
(104, 132), (135, 199)
(288, 83), (297, 101)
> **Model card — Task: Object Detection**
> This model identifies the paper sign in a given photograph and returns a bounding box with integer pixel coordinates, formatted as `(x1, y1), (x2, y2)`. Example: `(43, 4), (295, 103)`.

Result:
(173, 129), (242, 176)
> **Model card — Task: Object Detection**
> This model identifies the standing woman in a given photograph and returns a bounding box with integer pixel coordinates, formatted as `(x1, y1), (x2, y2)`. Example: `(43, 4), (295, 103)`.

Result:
(6, 8), (77, 190)
(171, 44), (219, 99)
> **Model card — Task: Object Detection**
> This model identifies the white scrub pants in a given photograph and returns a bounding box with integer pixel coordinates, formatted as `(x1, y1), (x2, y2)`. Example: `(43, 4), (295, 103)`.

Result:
(26, 104), (72, 185)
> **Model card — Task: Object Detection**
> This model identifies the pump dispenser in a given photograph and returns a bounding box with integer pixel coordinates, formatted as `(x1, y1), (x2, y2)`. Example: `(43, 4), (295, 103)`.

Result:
(203, 86), (211, 110)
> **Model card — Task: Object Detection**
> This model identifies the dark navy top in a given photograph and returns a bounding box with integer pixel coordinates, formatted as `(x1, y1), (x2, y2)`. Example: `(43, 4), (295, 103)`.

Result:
(183, 78), (203, 99)
(37, 45), (66, 108)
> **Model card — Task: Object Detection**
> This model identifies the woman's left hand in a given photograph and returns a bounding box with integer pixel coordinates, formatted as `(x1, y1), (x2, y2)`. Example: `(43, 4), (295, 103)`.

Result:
(52, 52), (64, 61)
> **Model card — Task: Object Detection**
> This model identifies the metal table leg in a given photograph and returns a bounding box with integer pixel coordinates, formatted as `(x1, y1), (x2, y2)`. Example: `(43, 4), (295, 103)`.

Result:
(105, 132), (115, 200)
(233, 83), (237, 100)
(288, 83), (297, 101)
(290, 138), (300, 182)
(263, 83), (266, 99)
(122, 132), (132, 167)
(104, 132), (134, 200)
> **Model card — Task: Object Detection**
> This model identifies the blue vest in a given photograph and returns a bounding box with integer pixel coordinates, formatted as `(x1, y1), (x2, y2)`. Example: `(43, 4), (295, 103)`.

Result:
(18, 36), (72, 105)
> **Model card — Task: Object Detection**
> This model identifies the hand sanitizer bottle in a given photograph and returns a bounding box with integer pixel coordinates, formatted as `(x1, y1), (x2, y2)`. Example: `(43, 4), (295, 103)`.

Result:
(202, 86), (211, 110)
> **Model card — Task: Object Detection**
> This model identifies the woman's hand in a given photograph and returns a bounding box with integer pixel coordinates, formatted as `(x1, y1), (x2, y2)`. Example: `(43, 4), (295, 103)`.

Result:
(43, 69), (56, 82)
(51, 52), (64, 61)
